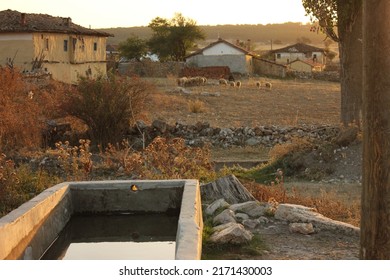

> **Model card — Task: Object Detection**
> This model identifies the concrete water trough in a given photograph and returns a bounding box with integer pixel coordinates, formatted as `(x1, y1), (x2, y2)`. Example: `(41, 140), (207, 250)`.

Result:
(0, 179), (203, 260)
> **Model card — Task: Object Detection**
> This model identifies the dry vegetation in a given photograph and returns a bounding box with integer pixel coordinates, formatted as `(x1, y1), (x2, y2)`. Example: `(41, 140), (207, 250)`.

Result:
(145, 77), (341, 128)
(1, 69), (360, 227)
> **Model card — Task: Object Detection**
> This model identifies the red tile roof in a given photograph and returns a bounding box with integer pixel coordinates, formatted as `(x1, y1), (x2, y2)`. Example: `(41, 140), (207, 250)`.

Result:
(186, 38), (254, 58)
(0, 9), (112, 37)
(272, 43), (324, 54)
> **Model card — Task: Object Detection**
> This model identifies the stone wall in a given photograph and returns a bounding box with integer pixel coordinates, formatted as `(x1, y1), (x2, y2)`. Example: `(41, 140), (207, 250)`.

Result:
(129, 120), (341, 149)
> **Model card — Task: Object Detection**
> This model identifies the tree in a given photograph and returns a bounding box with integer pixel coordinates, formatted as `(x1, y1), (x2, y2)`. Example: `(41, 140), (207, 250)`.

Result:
(118, 35), (148, 61)
(302, 0), (363, 127)
(361, 0), (390, 260)
(148, 13), (205, 62)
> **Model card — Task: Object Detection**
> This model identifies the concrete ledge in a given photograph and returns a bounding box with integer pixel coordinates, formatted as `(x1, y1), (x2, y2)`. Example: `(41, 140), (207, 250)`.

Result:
(0, 179), (203, 260)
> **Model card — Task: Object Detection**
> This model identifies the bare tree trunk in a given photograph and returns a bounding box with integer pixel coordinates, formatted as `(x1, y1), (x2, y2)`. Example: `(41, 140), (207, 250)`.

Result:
(338, 2), (363, 127)
(361, 0), (390, 259)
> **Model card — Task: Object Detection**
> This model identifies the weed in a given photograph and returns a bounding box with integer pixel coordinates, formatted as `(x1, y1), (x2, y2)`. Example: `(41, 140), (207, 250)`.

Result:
(53, 139), (93, 181)
(188, 99), (206, 113)
(0, 153), (59, 217)
(123, 137), (216, 182)
(202, 233), (267, 260)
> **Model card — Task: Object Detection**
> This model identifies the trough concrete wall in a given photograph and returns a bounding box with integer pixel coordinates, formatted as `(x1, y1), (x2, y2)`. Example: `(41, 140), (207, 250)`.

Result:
(0, 183), (72, 260)
(0, 180), (203, 260)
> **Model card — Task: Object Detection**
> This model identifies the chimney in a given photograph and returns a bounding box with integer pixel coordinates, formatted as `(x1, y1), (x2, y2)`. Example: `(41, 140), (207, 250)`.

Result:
(247, 39), (251, 51)
(20, 13), (26, 26)
(63, 17), (72, 27)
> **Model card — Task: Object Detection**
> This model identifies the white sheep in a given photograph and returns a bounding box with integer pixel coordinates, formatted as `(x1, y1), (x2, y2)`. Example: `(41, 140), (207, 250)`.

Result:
(265, 82), (272, 89)
(177, 77), (188, 87)
(229, 81), (235, 87)
(255, 81), (261, 89)
(219, 78), (228, 85)
(235, 81), (242, 89)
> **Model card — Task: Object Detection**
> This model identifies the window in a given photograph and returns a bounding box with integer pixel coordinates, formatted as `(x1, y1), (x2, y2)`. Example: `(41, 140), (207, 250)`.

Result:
(64, 40), (68, 52)
(45, 38), (49, 50)
(276, 53), (281, 59)
(93, 42), (97, 51)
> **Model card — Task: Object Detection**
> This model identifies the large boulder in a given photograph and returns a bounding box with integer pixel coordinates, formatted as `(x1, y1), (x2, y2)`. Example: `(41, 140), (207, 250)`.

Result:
(209, 222), (253, 244)
(275, 203), (359, 236)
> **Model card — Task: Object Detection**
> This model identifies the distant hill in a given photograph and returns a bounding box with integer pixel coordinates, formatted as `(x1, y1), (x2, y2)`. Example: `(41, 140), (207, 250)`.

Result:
(99, 22), (329, 50)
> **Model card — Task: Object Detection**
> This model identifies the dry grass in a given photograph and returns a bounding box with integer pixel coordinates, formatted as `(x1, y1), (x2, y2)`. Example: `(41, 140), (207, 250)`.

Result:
(188, 99), (207, 113)
(245, 181), (361, 227)
(144, 77), (341, 128)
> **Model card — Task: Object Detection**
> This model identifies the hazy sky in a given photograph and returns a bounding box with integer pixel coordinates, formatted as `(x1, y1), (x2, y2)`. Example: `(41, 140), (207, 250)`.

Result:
(0, 0), (311, 28)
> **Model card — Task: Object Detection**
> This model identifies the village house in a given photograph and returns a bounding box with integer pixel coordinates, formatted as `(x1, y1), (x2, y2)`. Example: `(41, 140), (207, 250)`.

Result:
(0, 9), (112, 84)
(185, 38), (254, 75)
(272, 43), (326, 71)
(287, 58), (324, 73)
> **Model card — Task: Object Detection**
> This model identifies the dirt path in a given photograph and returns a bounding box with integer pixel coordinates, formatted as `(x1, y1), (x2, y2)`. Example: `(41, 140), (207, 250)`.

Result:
(253, 219), (359, 260)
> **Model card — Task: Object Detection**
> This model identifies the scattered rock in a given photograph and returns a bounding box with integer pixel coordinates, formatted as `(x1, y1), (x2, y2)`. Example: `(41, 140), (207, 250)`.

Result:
(209, 222), (253, 244)
(213, 209), (236, 225)
(289, 222), (315, 235)
(229, 201), (267, 218)
(205, 198), (230, 216)
(334, 126), (359, 147)
(242, 219), (260, 229)
(235, 213), (250, 222)
(275, 203), (359, 236)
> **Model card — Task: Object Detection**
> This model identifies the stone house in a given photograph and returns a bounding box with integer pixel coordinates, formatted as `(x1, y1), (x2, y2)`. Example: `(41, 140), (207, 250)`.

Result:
(185, 38), (254, 75)
(272, 43), (326, 68)
(0, 9), (112, 84)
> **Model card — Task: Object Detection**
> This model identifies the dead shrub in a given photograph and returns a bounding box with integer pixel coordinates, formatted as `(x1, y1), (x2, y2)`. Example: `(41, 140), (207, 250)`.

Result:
(0, 67), (68, 151)
(268, 137), (312, 161)
(63, 74), (154, 148)
(188, 99), (206, 113)
(51, 139), (93, 181)
(122, 137), (215, 181)
(245, 181), (360, 227)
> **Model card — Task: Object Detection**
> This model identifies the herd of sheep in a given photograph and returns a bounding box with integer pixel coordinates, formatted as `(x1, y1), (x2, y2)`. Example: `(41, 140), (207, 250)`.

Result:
(177, 76), (272, 90)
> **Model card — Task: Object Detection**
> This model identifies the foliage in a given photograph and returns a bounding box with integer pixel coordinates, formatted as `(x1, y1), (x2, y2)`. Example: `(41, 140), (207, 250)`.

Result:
(101, 23), (326, 46)
(122, 137), (215, 182)
(52, 139), (93, 181)
(0, 153), (59, 217)
(202, 231), (267, 260)
(0, 67), (66, 151)
(302, 0), (339, 42)
(245, 181), (360, 227)
(148, 13), (205, 61)
(64, 74), (153, 148)
(118, 35), (148, 61)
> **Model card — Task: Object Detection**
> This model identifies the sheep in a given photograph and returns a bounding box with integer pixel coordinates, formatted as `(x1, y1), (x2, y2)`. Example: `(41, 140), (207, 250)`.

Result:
(255, 81), (261, 89)
(28, 91), (34, 99)
(265, 82), (272, 89)
(219, 78), (228, 85)
(177, 77), (188, 87)
(235, 81), (242, 89)
(229, 81), (236, 87)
